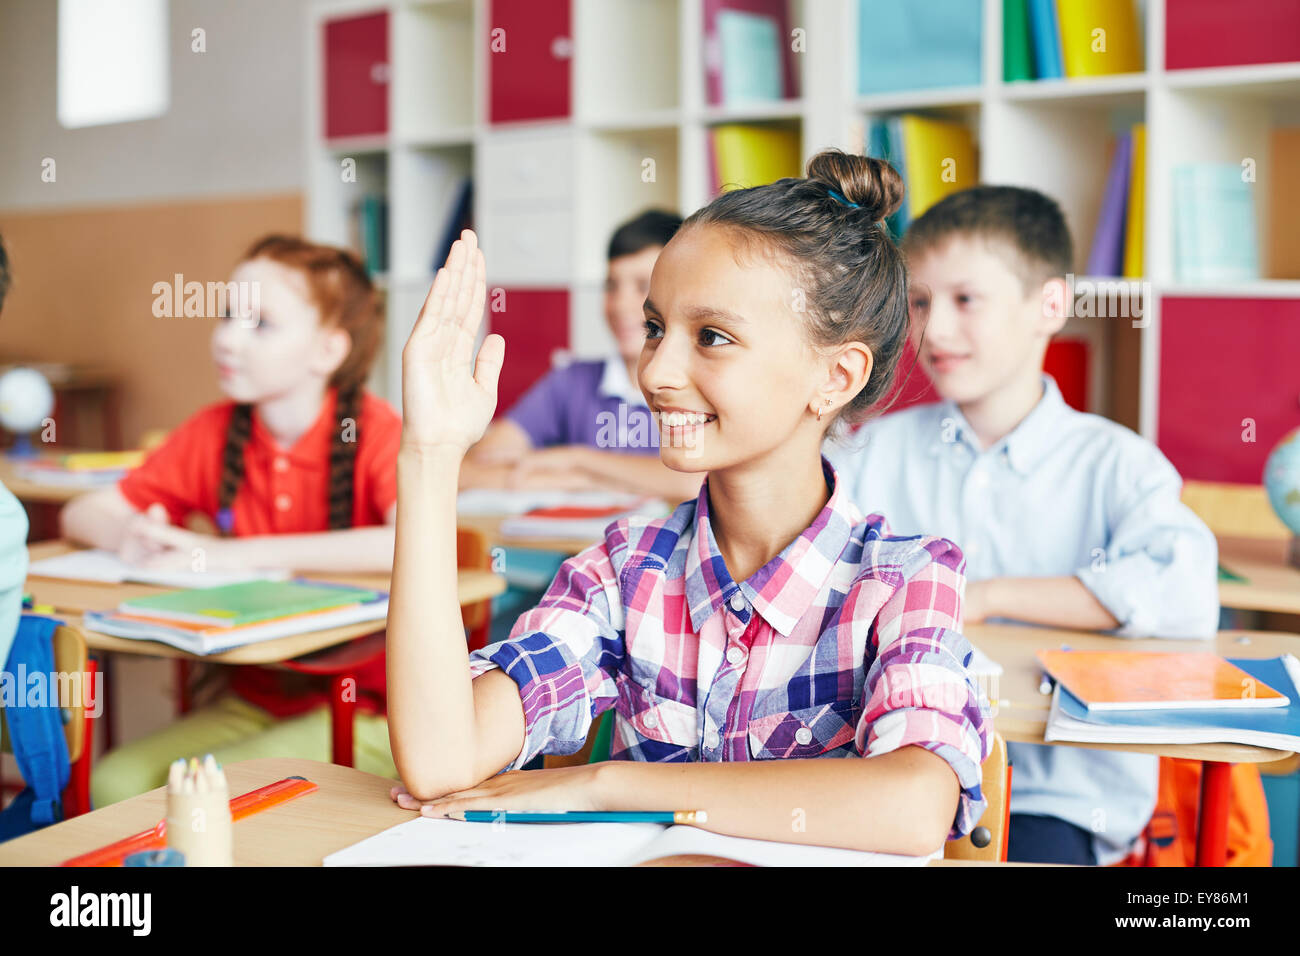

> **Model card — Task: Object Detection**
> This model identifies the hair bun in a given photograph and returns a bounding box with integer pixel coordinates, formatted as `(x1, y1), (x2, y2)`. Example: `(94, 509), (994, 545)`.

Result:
(807, 149), (904, 222)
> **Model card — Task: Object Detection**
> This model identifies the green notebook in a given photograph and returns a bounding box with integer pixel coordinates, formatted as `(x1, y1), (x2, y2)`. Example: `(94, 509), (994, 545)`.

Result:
(119, 579), (379, 629)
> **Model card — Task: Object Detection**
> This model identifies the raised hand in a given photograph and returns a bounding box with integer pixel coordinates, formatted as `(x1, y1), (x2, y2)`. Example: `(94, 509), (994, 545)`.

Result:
(400, 230), (505, 454)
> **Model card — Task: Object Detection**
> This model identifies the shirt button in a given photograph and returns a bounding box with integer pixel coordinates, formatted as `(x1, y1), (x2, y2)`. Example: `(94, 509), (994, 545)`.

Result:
(705, 731), (720, 749)
(725, 646), (744, 665)
(275, 493), (292, 512)
(642, 712), (659, 729)
(273, 456), (290, 473)
(729, 593), (746, 613)
(794, 727), (813, 745)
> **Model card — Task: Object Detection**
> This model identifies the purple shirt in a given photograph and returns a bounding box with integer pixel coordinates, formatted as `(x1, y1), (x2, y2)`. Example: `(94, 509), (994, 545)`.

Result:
(505, 358), (659, 455)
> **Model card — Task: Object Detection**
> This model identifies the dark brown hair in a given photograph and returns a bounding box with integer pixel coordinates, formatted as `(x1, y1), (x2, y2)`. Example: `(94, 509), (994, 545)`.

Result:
(215, 236), (381, 535)
(608, 209), (684, 261)
(902, 185), (1074, 293)
(679, 148), (909, 429)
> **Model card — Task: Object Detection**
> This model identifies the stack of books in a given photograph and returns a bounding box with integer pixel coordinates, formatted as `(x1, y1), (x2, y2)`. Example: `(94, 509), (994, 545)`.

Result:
(1041, 649), (1300, 751)
(13, 451), (144, 487)
(499, 499), (667, 541)
(84, 579), (389, 655)
(703, 0), (796, 107)
(1006, 0), (1142, 82)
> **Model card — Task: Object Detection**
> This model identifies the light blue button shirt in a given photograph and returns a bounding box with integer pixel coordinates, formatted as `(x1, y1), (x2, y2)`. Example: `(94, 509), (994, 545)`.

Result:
(826, 375), (1220, 864)
(0, 480), (29, 669)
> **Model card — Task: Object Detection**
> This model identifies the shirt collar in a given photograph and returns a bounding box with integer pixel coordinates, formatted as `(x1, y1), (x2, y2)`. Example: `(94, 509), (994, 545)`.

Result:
(927, 374), (1068, 476)
(598, 357), (647, 408)
(248, 386), (338, 466)
(684, 456), (857, 637)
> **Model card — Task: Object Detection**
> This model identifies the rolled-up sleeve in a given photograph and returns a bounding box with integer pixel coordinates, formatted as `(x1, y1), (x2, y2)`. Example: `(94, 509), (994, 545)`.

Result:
(858, 536), (993, 839)
(1074, 442), (1219, 639)
(468, 542), (626, 770)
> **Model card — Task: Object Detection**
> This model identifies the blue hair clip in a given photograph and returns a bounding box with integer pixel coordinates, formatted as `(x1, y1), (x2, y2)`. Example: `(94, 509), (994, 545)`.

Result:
(826, 188), (860, 209)
(216, 507), (234, 535)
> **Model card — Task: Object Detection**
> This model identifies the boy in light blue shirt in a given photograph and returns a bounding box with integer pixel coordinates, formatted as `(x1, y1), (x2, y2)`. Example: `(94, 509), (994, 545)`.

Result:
(828, 187), (1218, 865)
(0, 234), (31, 667)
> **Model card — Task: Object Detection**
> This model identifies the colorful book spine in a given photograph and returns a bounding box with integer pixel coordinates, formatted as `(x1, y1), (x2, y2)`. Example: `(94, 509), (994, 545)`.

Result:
(1003, 0), (1035, 82)
(1027, 0), (1064, 79)
(1122, 123), (1145, 278)
(1173, 164), (1260, 284)
(1086, 131), (1132, 277)
(1056, 0), (1142, 77)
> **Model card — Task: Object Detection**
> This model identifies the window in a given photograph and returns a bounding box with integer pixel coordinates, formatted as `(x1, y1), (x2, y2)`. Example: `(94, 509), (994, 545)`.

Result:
(58, 0), (168, 128)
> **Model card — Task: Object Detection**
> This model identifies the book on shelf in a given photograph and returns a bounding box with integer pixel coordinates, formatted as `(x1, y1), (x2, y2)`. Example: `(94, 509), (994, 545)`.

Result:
(856, 0), (981, 95)
(1027, 0), (1064, 79)
(1056, 0), (1142, 77)
(866, 114), (977, 235)
(432, 177), (474, 274)
(324, 815), (937, 867)
(1086, 131), (1132, 277)
(1045, 655), (1300, 752)
(1122, 123), (1145, 278)
(709, 124), (801, 193)
(1038, 649), (1289, 712)
(703, 0), (795, 107)
(1173, 163), (1259, 284)
(1003, 0), (1035, 82)
(1267, 127), (1300, 280)
(352, 194), (388, 277)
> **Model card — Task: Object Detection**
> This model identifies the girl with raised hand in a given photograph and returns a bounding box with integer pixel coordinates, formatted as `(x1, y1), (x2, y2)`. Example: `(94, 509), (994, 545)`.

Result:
(387, 151), (991, 855)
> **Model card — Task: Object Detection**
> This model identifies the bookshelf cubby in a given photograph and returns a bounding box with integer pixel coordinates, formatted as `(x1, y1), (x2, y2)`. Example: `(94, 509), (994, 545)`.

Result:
(306, 0), (1300, 479)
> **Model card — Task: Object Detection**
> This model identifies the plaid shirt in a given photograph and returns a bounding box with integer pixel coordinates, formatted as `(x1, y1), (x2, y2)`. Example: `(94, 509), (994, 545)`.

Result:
(469, 458), (993, 837)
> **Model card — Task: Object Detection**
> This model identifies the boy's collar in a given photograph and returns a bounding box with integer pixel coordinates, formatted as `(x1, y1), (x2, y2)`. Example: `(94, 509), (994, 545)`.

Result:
(929, 375), (1068, 476)
(598, 357), (647, 408)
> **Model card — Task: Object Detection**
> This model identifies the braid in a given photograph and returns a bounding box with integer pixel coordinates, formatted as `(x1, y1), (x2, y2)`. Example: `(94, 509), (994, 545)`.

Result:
(327, 384), (361, 530)
(216, 404), (253, 535)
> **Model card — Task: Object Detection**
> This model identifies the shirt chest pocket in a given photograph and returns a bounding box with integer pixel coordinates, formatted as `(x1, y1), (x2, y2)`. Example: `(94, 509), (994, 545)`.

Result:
(613, 672), (697, 745)
(747, 699), (860, 760)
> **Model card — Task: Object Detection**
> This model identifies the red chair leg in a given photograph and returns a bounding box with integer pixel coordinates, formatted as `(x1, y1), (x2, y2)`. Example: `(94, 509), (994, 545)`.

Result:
(331, 673), (355, 767)
(63, 659), (97, 818)
(1195, 760), (1233, 867)
(175, 658), (192, 715)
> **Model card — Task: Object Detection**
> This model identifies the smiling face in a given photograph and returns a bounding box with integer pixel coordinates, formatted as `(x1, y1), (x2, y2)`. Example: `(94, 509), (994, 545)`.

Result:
(210, 257), (350, 404)
(637, 225), (833, 474)
(907, 235), (1064, 407)
(605, 246), (661, 363)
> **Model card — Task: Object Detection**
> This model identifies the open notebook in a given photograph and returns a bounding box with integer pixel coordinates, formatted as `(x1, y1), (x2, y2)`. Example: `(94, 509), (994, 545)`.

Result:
(27, 548), (289, 589)
(323, 816), (938, 867)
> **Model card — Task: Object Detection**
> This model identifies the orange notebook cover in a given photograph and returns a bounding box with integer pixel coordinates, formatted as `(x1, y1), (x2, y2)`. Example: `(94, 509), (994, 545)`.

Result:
(1036, 649), (1288, 711)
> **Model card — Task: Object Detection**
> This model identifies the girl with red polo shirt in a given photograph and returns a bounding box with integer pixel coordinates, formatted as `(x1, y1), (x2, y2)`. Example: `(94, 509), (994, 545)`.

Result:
(62, 236), (402, 807)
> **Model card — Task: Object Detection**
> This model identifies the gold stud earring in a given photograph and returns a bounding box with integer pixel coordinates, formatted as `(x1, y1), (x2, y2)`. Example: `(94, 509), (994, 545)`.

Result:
(817, 399), (830, 422)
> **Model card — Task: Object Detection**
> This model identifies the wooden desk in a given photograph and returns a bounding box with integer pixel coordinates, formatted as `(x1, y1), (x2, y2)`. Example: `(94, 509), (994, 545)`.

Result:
(0, 757), (1019, 867)
(1217, 535), (1300, 616)
(25, 540), (506, 665)
(969, 621), (1300, 865)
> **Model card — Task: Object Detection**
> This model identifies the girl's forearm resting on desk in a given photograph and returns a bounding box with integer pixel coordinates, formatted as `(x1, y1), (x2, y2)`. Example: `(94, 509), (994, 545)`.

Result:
(971, 575), (1120, 631)
(414, 743), (960, 857)
(387, 448), (526, 796)
(222, 526), (396, 572)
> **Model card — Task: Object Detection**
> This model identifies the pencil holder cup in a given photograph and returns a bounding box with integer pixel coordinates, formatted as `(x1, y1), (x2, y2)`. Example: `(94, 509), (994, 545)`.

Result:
(165, 756), (233, 867)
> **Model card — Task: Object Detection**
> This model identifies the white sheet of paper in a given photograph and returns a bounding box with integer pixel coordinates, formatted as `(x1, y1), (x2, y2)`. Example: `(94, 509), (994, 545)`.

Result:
(323, 817), (664, 867)
(323, 816), (937, 867)
(27, 548), (289, 589)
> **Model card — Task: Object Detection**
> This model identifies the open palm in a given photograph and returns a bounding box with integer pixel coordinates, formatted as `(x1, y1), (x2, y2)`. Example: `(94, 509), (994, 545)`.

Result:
(401, 230), (506, 453)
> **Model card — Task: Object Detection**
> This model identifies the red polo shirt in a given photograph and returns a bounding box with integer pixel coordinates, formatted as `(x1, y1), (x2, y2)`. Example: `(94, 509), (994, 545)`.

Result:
(118, 388), (401, 717)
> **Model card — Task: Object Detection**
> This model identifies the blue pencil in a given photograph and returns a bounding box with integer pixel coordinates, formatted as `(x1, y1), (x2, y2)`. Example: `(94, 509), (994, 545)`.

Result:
(449, 810), (708, 825)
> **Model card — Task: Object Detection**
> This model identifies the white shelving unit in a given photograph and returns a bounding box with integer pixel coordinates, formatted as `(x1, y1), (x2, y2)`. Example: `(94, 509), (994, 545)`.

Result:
(305, 0), (1300, 446)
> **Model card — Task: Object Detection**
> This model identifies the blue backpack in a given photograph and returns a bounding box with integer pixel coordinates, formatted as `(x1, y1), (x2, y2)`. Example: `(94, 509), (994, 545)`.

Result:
(0, 615), (71, 841)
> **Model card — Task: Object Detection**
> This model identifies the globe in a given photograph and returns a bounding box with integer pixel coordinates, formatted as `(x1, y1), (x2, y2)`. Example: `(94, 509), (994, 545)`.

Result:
(1263, 427), (1300, 537)
(0, 367), (55, 457)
